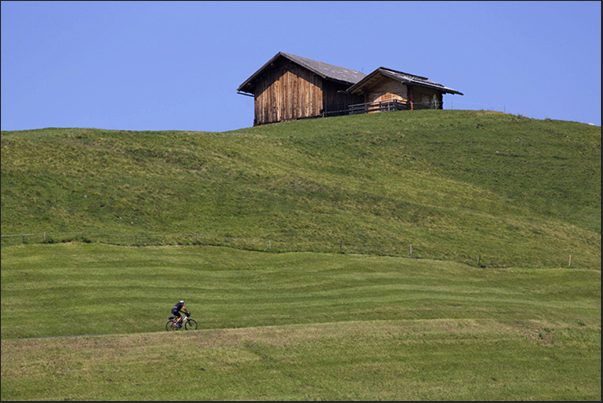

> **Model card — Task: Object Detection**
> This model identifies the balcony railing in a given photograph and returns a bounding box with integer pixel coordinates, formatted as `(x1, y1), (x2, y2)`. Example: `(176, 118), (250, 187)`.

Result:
(319, 99), (441, 120)
(348, 100), (411, 115)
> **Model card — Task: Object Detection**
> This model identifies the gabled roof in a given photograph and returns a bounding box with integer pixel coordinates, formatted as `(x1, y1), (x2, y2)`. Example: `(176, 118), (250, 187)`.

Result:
(347, 67), (463, 96)
(237, 52), (366, 95)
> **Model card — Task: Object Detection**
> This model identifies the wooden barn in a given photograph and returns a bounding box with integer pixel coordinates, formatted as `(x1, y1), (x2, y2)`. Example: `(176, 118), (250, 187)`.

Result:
(237, 52), (365, 126)
(346, 67), (463, 112)
(237, 52), (463, 125)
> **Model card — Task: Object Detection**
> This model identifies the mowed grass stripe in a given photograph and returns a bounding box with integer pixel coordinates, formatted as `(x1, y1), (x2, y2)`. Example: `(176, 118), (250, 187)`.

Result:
(1, 243), (599, 340)
(1, 319), (600, 400)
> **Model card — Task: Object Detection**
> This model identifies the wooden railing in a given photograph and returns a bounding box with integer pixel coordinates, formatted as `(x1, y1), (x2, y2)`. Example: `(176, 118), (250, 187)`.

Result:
(348, 100), (410, 115)
(318, 99), (413, 119)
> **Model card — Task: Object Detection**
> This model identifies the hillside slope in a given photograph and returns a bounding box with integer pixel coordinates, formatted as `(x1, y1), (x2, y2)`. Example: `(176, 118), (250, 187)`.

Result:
(1, 110), (600, 268)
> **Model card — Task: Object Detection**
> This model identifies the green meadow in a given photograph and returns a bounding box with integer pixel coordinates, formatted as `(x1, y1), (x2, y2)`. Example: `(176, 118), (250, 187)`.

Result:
(2, 110), (600, 267)
(1, 244), (600, 400)
(1, 110), (600, 400)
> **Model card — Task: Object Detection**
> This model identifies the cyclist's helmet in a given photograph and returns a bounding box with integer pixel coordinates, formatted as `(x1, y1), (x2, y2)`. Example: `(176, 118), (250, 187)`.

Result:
(180, 300), (185, 304)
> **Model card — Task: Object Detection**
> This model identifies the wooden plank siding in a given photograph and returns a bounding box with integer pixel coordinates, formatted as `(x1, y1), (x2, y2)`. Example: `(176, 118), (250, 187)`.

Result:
(252, 58), (364, 125)
(362, 79), (443, 111)
(254, 59), (323, 125)
(365, 78), (408, 113)
(411, 86), (443, 110)
(323, 80), (364, 116)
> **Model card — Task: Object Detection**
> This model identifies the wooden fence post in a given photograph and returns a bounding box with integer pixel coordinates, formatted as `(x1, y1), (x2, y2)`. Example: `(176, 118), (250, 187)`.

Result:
(44, 231), (46, 242)
(568, 255), (572, 267)
(269, 240), (272, 249)
(478, 255), (481, 266)
(410, 244), (412, 256)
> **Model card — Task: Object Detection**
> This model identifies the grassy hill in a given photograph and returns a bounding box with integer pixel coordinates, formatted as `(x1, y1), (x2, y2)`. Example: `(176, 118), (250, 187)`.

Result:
(1, 243), (600, 400)
(1, 110), (600, 400)
(2, 110), (600, 268)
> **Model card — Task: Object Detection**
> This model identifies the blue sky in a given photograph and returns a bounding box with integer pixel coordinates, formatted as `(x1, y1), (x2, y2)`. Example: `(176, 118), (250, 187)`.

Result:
(1, 1), (601, 132)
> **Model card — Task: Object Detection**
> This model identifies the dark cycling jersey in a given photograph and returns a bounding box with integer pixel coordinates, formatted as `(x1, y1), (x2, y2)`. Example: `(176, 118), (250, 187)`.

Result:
(172, 301), (185, 313)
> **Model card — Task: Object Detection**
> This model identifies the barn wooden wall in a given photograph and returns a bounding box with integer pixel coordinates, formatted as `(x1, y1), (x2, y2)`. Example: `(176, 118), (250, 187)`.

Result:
(366, 79), (408, 104)
(254, 59), (323, 125)
(323, 81), (364, 114)
(411, 86), (443, 109)
(253, 59), (365, 125)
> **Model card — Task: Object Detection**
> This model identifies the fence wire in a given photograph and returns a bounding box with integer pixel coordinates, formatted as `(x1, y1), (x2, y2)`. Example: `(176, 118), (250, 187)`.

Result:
(321, 100), (508, 118)
(1, 231), (427, 259)
(2, 231), (585, 269)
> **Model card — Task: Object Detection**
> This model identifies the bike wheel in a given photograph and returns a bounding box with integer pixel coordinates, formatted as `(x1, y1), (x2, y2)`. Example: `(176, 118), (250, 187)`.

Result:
(185, 319), (198, 330)
(166, 320), (179, 331)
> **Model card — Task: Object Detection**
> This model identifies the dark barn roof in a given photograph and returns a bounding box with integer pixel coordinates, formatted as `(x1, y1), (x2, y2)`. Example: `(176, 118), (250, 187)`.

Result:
(237, 52), (366, 95)
(348, 67), (463, 96)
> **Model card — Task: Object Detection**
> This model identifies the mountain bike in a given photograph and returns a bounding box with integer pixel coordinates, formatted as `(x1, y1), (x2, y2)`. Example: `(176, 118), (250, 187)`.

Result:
(166, 311), (197, 331)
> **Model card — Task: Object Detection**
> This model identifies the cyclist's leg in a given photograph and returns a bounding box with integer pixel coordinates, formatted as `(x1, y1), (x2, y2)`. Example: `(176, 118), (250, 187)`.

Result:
(171, 310), (181, 326)
(174, 311), (182, 326)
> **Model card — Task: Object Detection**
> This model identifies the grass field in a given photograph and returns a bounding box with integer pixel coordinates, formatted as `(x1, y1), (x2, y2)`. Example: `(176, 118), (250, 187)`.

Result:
(2, 319), (600, 400)
(2, 110), (600, 268)
(1, 110), (600, 399)
(1, 243), (600, 400)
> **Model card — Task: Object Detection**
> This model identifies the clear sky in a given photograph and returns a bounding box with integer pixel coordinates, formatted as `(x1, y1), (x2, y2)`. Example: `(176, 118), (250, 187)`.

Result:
(1, 1), (601, 132)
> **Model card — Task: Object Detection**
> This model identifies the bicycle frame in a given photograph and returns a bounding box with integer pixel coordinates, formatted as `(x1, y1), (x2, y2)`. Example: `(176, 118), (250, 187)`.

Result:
(166, 312), (197, 331)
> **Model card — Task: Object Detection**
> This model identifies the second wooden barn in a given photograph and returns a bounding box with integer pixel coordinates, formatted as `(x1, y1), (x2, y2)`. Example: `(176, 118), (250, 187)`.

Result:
(346, 67), (463, 112)
(237, 52), (366, 126)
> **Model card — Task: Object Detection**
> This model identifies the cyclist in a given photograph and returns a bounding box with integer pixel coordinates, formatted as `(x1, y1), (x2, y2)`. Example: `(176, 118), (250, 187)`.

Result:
(171, 300), (189, 328)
